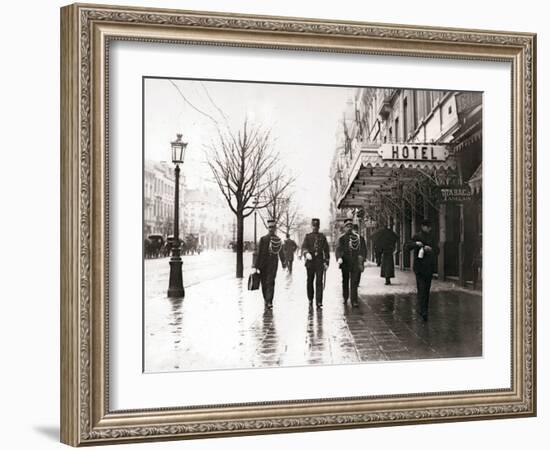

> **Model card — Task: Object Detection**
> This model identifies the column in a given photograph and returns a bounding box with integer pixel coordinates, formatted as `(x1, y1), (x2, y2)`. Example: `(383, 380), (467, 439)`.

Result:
(400, 197), (406, 270)
(457, 164), (465, 286)
(458, 203), (465, 285)
(438, 204), (446, 280)
(393, 211), (400, 267)
(410, 196), (417, 265)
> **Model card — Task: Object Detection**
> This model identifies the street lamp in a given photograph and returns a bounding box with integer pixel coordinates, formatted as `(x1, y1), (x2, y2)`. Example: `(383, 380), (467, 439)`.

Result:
(252, 193), (259, 267)
(253, 194), (259, 248)
(167, 133), (187, 298)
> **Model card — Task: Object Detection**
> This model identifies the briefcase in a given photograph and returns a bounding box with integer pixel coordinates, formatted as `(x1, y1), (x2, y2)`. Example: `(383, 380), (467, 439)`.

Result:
(247, 272), (261, 291)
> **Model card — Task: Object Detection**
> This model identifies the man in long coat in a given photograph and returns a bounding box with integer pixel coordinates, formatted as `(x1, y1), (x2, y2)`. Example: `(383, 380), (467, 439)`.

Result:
(375, 225), (399, 285)
(371, 226), (384, 266)
(336, 219), (367, 307)
(301, 218), (330, 308)
(255, 219), (286, 309)
(405, 218), (439, 321)
(282, 233), (298, 274)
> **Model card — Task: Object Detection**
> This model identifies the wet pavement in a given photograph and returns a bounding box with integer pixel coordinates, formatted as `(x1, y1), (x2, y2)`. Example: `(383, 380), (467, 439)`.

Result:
(144, 249), (482, 373)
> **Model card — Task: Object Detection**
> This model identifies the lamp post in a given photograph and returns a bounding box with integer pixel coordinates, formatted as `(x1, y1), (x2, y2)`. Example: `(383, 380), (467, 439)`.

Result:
(253, 194), (259, 248)
(167, 133), (187, 298)
(252, 194), (259, 267)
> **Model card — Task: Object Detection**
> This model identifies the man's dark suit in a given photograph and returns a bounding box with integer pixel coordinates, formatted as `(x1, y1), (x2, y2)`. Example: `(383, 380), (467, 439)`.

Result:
(406, 231), (439, 319)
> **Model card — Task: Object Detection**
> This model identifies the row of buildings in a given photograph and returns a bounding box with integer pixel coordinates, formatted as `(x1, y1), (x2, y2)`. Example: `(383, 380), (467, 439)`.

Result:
(144, 160), (234, 249)
(330, 87), (482, 289)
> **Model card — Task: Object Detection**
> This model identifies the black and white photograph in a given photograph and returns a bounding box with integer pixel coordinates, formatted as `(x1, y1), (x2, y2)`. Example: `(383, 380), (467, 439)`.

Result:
(143, 78), (483, 373)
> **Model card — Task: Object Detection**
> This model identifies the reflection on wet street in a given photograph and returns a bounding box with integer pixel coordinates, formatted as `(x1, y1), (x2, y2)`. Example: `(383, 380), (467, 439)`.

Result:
(144, 250), (482, 373)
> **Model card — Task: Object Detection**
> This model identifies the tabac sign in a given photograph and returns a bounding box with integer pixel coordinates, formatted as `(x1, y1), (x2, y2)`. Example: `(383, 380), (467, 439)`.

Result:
(437, 184), (473, 203)
(378, 143), (449, 162)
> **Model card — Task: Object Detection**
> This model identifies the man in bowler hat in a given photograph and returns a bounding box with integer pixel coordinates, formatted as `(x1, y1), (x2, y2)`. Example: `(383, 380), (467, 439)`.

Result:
(301, 218), (330, 308)
(406, 218), (439, 321)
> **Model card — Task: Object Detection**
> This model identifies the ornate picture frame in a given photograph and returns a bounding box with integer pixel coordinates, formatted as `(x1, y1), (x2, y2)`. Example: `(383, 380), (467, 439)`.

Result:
(60, 3), (536, 446)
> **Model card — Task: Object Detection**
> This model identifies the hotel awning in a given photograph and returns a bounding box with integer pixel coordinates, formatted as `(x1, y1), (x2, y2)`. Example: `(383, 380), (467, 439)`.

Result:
(337, 144), (457, 209)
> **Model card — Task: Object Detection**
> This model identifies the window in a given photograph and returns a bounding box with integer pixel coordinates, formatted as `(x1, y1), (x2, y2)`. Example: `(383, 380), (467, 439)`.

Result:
(395, 117), (399, 142)
(413, 90), (420, 129)
(403, 98), (408, 140)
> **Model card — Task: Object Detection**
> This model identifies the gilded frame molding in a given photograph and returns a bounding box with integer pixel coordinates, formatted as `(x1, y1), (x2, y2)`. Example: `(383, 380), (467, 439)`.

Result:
(60, 3), (536, 446)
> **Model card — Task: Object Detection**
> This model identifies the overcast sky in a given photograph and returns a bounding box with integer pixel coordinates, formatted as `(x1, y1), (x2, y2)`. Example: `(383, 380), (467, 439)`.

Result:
(144, 78), (353, 229)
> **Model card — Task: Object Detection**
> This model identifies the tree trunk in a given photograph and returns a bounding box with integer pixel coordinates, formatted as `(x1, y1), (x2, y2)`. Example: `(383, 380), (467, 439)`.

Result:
(236, 211), (245, 278)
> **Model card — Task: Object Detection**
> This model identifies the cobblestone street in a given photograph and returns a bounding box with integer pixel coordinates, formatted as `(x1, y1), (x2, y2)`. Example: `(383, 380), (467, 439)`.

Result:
(144, 249), (481, 372)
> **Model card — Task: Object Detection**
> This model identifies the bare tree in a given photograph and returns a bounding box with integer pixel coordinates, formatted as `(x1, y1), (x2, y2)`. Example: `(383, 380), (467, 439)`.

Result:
(281, 198), (300, 236)
(258, 169), (295, 230)
(206, 118), (279, 278)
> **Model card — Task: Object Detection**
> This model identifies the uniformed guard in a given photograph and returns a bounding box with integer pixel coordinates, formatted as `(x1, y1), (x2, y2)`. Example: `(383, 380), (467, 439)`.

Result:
(336, 219), (367, 307)
(255, 219), (286, 309)
(301, 218), (330, 308)
(282, 233), (298, 274)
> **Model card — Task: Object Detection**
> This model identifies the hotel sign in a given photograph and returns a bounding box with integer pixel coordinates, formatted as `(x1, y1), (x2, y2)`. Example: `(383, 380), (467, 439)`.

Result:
(378, 144), (449, 162)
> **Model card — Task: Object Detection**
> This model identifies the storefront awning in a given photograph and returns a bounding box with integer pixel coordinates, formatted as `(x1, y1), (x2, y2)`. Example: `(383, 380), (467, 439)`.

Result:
(337, 144), (457, 209)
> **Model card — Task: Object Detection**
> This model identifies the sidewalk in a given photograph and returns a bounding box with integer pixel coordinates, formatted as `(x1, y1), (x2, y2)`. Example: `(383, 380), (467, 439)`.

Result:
(357, 262), (480, 296)
(144, 253), (482, 373)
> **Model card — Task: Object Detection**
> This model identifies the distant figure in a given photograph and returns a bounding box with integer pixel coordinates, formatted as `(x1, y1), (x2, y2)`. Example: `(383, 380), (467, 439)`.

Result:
(336, 219), (367, 307)
(255, 219), (286, 309)
(406, 219), (439, 321)
(375, 226), (399, 285)
(301, 218), (330, 309)
(282, 233), (298, 274)
(371, 227), (384, 266)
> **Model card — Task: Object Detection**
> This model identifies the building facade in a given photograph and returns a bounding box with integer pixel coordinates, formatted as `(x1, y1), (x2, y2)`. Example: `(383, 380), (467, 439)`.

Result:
(144, 160), (184, 237)
(183, 187), (234, 250)
(331, 88), (482, 288)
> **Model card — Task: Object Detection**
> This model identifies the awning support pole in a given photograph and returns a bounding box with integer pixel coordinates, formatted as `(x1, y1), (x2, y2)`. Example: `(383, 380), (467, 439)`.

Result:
(438, 203), (446, 280)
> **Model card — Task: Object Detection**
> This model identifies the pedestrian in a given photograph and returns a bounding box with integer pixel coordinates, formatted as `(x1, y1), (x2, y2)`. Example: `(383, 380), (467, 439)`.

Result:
(352, 224), (368, 285)
(336, 219), (366, 307)
(374, 225), (399, 285)
(406, 218), (439, 321)
(282, 233), (298, 274)
(371, 226), (384, 266)
(255, 219), (286, 309)
(301, 218), (330, 309)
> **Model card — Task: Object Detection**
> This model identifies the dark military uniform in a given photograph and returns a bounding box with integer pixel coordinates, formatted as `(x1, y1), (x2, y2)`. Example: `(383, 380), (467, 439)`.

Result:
(301, 232), (330, 306)
(406, 230), (439, 320)
(336, 231), (367, 306)
(256, 233), (286, 307)
(282, 238), (298, 274)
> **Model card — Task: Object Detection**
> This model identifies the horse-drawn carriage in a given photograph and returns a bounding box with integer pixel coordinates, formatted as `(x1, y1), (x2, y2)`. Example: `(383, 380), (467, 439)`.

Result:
(144, 233), (201, 258)
(144, 234), (164, 259)
(182, 233), (200, 255)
